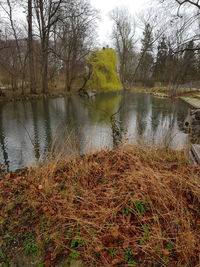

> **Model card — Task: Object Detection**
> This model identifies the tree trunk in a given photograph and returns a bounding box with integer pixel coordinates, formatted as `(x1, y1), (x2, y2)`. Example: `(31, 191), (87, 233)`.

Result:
(28, 0), (36, 94)
(41, 39), (48, 94)
(65, 64), (71, 92)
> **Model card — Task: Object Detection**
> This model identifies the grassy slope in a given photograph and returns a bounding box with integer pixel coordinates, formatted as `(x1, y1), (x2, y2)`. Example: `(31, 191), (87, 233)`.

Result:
(0, 146), (200, 266)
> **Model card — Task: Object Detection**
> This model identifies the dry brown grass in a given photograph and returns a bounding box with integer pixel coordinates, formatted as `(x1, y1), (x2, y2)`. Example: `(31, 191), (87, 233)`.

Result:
(0, 145), (200, 266)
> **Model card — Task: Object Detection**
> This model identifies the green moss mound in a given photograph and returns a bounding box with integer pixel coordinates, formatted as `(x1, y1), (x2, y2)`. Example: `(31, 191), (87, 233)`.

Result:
(86, 48), (122, 92)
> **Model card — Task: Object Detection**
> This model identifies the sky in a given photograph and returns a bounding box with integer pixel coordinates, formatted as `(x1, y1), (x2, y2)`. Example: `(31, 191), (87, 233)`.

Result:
(10, 0), (151, 46)
(90, 0), (151, 46)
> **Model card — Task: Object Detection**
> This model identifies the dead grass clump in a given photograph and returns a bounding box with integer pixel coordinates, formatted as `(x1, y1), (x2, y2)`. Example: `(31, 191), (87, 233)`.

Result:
(0, 145), (200, 266)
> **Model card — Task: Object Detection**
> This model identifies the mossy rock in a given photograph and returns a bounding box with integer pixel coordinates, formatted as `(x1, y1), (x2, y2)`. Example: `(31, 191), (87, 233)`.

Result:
(86, 48), (122, 92)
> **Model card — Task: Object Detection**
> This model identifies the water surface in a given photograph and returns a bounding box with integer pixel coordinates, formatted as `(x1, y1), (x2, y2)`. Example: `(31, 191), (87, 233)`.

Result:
(0, 92), (190, 171)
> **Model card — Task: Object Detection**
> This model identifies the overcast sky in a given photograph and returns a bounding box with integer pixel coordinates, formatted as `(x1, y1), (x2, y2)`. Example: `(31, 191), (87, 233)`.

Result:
(11, 0), (151, 46)
(90, 0), (151, 45)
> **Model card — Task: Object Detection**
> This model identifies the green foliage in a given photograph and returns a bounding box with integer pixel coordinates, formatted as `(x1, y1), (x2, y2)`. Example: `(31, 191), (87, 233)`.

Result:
(162, 257), (169, 263)
(70, 250), (79, 260)
(133, 201), (146, 215)
(70, 238), (84, 248)
(124, 247), (135, 261)
(128, 260), (137, 266)
(139, 225), (151, 245)
(23, 233), (39, 257)
(109, 248), (118, 258)
(86, 48), (122, 92)
(0, 250), (5, 260)
(133, 200), (152, 215)
(166, 242), (174, 250)
(122, 207), (132, 215)
(105, 222), (113, 228)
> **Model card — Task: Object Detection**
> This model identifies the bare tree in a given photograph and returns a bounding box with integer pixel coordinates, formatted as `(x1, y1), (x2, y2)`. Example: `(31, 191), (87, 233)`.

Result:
(0, 0), (100, 95)
(159, 0), (200, 51)
(53, 0), (98, 92)
(132, 8), (166, 85)
(0, 0), (28, 92)
(28, 0), (36, 93)
(110, 7), (136, 86)
(34, 0), (64, 93)
(157, 0), (200, 93)
(174, 0), (200, 10)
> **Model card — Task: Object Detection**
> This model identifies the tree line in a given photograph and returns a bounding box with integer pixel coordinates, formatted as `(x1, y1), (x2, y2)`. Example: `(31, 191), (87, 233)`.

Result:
(0, 0), (199, 95)
(110, 0), (200, 95)
(0, 0), (98, 94)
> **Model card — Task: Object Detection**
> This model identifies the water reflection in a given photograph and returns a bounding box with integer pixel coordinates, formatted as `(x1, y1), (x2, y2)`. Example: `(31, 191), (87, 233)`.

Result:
(31, 102), (40, 161)
(86, 93), (122, 123)
(0, 104), (9, 171)
(0, 92), (189, 171)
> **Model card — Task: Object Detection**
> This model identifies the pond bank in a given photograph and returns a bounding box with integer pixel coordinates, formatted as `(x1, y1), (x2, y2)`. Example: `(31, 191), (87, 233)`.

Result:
(0, 92), (71, 103)
(0, 145), (200, 266)
(181, 93), (200, 109)
(131, 87), (200, 100)
(189, 109), (200, 144)
(1, 87), (200, 103)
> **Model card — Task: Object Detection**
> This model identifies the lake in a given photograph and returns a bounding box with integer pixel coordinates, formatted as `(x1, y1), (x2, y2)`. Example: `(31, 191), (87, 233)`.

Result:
(0, 91), (190, 171)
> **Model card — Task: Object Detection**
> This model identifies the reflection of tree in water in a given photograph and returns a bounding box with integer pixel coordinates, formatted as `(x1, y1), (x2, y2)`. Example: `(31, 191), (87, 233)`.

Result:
(63, 95), (86, 153)
(64, 95), (86, 127)
(151, 98), (182, 131)
(119, 91), (130, 136)
(117, 91), (139, 142)
(175, 99), (190, 130)
(117, 92), (189, 147)
(31, 102), (40, 161)
(83, 92), (123, 148)
(42, 99), (52, 154)
(150, 97), (189, 146)
(46, 95), (88, 155)
(135, 94), (149, 136)
(0, 104), (9, 171)
(151, 97), (163, 132)
(151, 98), (174, 145)
(85, 92), (122, 124)
(0, 92), (190, 171)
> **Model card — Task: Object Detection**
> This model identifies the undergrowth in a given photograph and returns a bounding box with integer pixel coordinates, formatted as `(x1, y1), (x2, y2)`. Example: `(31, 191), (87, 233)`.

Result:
(0, 145), (200, 266)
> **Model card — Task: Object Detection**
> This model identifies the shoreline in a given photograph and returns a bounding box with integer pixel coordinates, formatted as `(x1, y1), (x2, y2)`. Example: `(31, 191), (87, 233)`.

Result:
(180, 95), (200, 109)
(130, 87), (200, 102)
(0, 88), (200, 104)
(0, 92), (70, 103)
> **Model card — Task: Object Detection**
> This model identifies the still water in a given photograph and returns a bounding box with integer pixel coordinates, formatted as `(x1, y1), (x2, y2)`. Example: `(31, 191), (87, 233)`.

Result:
(0, 91), (190, 171)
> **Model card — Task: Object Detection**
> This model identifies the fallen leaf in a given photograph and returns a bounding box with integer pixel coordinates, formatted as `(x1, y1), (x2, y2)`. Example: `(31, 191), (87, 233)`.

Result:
(110, 225), (120, 239)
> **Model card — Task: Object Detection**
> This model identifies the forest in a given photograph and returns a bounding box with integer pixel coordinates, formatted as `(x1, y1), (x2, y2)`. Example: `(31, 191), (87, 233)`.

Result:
(0, 0), (199, 96)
